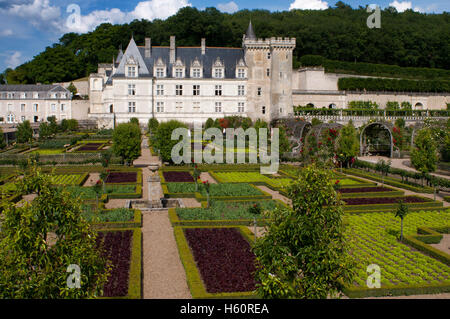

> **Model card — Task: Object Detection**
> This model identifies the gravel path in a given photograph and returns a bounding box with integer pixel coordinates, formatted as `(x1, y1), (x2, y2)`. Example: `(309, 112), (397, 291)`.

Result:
(142, 211), (191, 299)
(181, 198), (202, 208)
(200, 172), (217, 184)
(256, 185), (292, 206)
(104, 199), (127, 209)
(83, 173), (100, 187)
(430, 234), (450, 255)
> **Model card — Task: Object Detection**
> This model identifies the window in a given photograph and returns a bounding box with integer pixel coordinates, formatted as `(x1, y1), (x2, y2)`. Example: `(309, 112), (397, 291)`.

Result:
(34, 116), (39, 122)
(20, 104), (25, 112)
(21, 92), (26, 98)
(176, 85), (183, 96)
(267, 52), (271, 59)
(267, 68), (270, 76)
(7, 114), (14, 123)
(279, 72), (283, 79)
(215, 102), (222, 113)
(127, 66), (136, 77)
(214, 68), (223, 78)
(7, 104), (12, 112)
(215, 85), (222, 96)
(280, 108), (283, 114)
(51, 104), (56, 112)
(61, 104), (65, 111)
(128, 102), (136, 113)
(128, 84), (136, 95)
(156, 68), (165, 78)
(237, 69), (245, 78)
(238, 102), (245, 113)
(156, 84), (164, 96)
(175, 68), (183, 78)
(193, 102), (200, 111)
(21, 116), (25, 122)
(192, 68), (201, 78)
(262, 106), (266, 114)
(238, 85), (245, 96)
(33, 104), (38, 112)
(33, 92), (38, 98)
(175, 102), (183, 112)
(193, 85), (200, 96)
(257, 87), (262, 96)
(156, 102), (164, 113)
(7, 93), (13, 99)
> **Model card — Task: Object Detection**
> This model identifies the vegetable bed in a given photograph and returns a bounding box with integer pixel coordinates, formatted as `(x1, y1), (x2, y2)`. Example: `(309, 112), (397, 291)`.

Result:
(105, 172), (137, 184)
(176, 200), (279, 220)
(212, 171), (292, 189)
(166, 182), (263, 197)
(339, 187), (394, 194)
(163, 171), (194, 182)
(97, 230), (132, 297)
(76, 143), (104, 152)
(343, 196), (430, 206)
(184, 227), (256, 293)
(51, 173), (87, 186)
(82, 208), (135, 223)
(345, 210), (450, 297)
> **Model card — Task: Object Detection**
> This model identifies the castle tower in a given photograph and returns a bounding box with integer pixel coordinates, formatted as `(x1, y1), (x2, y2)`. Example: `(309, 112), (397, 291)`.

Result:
(243, 22), (296, 122)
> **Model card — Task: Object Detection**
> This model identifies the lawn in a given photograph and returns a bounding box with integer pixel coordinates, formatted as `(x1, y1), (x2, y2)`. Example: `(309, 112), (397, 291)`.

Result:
(346, 210), (450, 290)
(176, 200), (280, 220)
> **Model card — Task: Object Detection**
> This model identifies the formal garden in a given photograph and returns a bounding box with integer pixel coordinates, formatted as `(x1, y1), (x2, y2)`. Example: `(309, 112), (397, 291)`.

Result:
(0, 114), (448, 299)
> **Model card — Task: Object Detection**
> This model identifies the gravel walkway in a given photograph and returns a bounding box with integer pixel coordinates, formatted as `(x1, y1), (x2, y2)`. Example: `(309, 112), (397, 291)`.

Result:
(255, 185), (292, 206)
(83, 173), (100, 187)
(430, 234), (450, 255)
(200, 172), (217, 184)
(181, 198), (202, 208)
(142, 211), (191, 299)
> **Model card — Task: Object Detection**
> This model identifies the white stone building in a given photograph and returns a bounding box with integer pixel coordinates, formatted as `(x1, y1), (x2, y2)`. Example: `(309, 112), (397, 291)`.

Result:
(87, 22), (449, 128)
(0, 84), (72, 124)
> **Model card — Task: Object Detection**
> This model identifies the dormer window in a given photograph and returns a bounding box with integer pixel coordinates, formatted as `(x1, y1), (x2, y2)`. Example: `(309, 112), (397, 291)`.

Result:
(154, 57), (166, 78)
(175, 68), (183, 78)
(192, 68), (201, 78)
(127, 66), (137, 77)
(190, 58), (203, 78)
(237, 68), (246, 79)
(156, 68), (165, 78)
(212, 57), (225, 79)
(214, 68), (223, 78)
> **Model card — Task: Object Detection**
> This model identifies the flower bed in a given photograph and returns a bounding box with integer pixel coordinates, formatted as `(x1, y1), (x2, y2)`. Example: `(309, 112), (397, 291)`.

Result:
(162, 171), (194, 182)
(184, 227), (256, 293)
(211, 171), (292, 189)
(344, 210), (450, 297)
(105, 172), (137, 184)
(339, 186), (394, 194)
(97, 230), (132, 297)
(343, 196), (430, 206)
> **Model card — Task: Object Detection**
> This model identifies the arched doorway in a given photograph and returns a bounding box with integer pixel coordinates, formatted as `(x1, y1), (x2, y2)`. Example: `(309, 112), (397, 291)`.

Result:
(306, 103), (314, 108)
(110, 104), (114, 113)
(414, 102), (423, 110)
(360, 122), (394, 157)
(329, 103), (336, 109)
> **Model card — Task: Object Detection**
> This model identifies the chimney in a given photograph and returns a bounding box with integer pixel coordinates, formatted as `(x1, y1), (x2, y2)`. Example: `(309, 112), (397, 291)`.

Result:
(170, 36), (176, 63)
(201, 38), (206, 55)
(145, 37), (151, 58)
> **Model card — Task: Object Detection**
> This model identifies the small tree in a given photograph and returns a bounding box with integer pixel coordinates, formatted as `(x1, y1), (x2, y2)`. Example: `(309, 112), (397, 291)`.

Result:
(129, 117), (139, 127)
(148, 118), (159, 134)
(100, 151), (112, 168)
(0, 164), (110, 298)
(67, 82), (77, 95)
(205, 118), (215, 130)
(67, 119), (79, 131)
(112, 123), (141, 165)
(395, 201), (409, 241)
(39, 122), (51, 139)
(336, 121), (359, 168)
(411, 128), (438, 186)
(153, 120), (187, 163)
(16, 120), (33, 144)
(253, 165), (355, 299)
(192, 163), (201, 191)
(47, 116), (58, 135)
(202, 180), (211, 208)
(0, 126), (6, 149)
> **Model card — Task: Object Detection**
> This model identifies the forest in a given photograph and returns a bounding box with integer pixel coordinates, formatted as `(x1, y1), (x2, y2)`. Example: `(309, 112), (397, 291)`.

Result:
(1, 2), (449, 84)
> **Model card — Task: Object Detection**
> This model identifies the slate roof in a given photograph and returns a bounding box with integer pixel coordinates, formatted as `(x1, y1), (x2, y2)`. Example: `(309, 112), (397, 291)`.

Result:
(112, 38), (246, 79)
(0, 84), (68, 92)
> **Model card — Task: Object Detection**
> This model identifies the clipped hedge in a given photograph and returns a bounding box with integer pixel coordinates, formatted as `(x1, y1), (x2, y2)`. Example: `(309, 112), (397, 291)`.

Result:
(402, 229), (450, 267)
(173, 225), (257, 299)
(345, 282), (450, 298)
(338, 77), (450, 93)
(342, 198), (443, 212)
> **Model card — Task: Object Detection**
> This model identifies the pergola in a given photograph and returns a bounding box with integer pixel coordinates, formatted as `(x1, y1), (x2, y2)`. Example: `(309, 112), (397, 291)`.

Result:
(360, 122), (394, 158)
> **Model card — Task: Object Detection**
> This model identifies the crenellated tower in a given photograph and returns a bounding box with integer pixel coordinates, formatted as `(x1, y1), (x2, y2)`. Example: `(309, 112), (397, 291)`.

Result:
(243, 21), (296, 122)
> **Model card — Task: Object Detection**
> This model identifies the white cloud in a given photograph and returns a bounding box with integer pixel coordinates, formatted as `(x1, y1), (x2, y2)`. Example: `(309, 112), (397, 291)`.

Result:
(217, 1), (239, 13)
(5, 51), (23, 68)
(389, 1), (412, 12)
(289, 0), (328, 10)
(0, 29), (13, 36)
(0, 0), (191, 35)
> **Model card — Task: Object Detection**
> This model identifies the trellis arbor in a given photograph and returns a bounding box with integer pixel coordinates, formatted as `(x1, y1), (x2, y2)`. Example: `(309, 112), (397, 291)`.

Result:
(360, 122), (394, 158)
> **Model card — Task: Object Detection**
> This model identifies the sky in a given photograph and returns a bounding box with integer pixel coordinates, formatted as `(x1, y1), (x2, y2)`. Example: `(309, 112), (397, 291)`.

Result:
(0, 0), (448, 73)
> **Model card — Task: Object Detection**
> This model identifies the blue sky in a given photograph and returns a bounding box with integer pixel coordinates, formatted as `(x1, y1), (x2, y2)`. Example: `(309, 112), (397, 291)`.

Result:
(0, 0), (448, 74)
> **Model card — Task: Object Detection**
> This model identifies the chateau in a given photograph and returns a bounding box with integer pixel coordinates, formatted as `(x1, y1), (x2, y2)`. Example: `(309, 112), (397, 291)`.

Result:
(0, 23), (448, 129)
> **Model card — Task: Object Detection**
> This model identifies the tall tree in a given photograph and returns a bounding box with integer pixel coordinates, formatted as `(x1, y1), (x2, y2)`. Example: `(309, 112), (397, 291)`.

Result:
(336, 121), (359, 168)
(411, 128), (438, 181)
(253, 165), (355, 299)
(153, 120), (188, 163)
(16, 120), (33, 144)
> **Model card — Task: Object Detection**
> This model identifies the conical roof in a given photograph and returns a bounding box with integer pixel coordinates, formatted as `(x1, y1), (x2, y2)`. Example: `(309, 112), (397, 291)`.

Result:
(245, 21), (256, 40)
